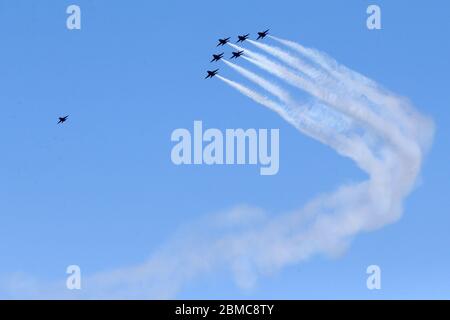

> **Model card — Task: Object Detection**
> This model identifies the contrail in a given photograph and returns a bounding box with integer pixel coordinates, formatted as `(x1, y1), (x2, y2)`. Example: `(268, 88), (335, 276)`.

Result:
(223, 60), (351, 132)
(226, 38), (434, 229)
(220, 60), (375, 167)
(247, 39), (321, 81)
(268, 35), (427, 139)
(224, 36), (434, 228)
(229, 43), (420, 161)
(251, 39), (434, 192)
(222, 59), (294, 107)
(83, 37), (429, 298)
(217, 74), (362, 159)
(2, 36), (434, 299)
(221, 59), (350, 131)
(217, 75), (289, 119)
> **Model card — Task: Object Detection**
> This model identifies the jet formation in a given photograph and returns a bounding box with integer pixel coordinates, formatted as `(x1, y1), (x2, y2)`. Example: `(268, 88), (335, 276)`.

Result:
(206, 29), (269, 79)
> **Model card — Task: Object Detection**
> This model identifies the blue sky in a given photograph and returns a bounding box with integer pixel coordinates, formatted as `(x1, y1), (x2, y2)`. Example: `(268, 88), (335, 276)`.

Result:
(0, 0), (449, 299)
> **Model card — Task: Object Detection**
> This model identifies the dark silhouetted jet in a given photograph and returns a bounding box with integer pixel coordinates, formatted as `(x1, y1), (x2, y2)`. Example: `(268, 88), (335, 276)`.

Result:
(237, 34), (250, 43)
(58, 116), (68, 124)
(217, 37), (230, 47)
(205, 69), (219, 79)
(231, 50), (244, 59)
(211, 53), (224, 62)
(257, 29), (269, 40)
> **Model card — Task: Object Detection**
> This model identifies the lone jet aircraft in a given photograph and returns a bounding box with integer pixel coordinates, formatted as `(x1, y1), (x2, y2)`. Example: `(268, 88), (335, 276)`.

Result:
(205, 69), (219, 79)
(217, 37), (230, 46)
(58, 116), (68, 124)
(257, 29), (269, 40)
(231, 50), (244, 59)
(237, 34), (250, 43)
(211, 53), (224, 62)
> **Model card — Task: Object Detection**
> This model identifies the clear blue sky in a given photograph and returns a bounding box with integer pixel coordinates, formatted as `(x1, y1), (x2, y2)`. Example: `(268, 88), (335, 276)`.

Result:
(0, 0), (449, 299)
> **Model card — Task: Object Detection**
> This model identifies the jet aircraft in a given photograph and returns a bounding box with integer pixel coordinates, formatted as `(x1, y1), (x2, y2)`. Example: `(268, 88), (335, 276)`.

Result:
(58, 116), (68, 124)
(205, 69), (219, 79)
(236, 34), (250, 43)
(230, 50), (244, 59)
(257, 29), (269, 40)
(211, 53), (224, 62)
(217, 37), (230, 46)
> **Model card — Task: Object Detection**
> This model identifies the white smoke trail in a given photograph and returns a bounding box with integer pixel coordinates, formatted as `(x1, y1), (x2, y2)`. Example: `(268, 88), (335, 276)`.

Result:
(1, 36), (434, 300)
(229, 43), (422, 165)
(239, 40), (435, 223)
(218, 72), (378, 173)
(217, 75), (288, 118)
(222, 59), (295, 106)
(220, 61), (382, 169)
(247, 39), (321, 81)
(268, 35), (430, 142)
(122, 37), (433, 298)
(233, 41), (432, 228)
(222, 59), (352, 135)
(224, 37), (434, 231)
